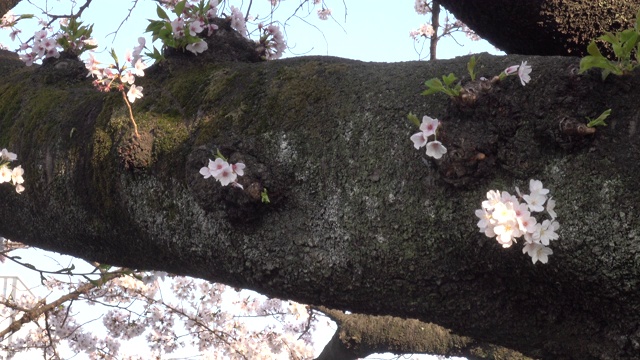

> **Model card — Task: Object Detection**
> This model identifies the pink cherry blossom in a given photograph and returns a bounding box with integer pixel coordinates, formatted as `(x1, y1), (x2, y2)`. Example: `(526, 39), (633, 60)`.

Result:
(231, 162), (245, 176)
(186, 40), (208, 55)
(188, 20), (204, 36)
(133, 58), (147, 77)
(127, 85), (144, 103)
(523, 243), (553, 264)
(504, 65), (519, 75)
(216, 165), (237, 186)
(410, 116), (440, 149)
(518, 61), (532, 86)
(425, 140), (447, 159)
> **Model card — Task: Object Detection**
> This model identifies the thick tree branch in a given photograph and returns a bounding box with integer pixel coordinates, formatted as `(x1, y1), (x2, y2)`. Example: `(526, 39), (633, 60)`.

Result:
(1, 32), (640, 358)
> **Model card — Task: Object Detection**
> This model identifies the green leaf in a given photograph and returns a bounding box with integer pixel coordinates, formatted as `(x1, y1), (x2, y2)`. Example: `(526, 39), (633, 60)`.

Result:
(442, 73), (458, 87)
(424, 78), (444, 89)
(444, 86), (461, 97)
(621, 31), (638, 56)
(24, 263), (35, 270)
(156, 5), (170, 20)
(185, 34), (202, 44)
(599, 32), (619, 46)
(159, 28), (173, 40)
(586, 109), (612, 127)
(216, 149), (227, 161)
(261, 188), (270, 204)
(579, 55), (620, 75)
(612, 43), (624, 58)
(467, 55), (478, 81)
(422, 78), (445, 96)
(586, 41), (603, 58)
(420, 88), (444, 95)
(146, 20), (165, 33)
(174, 0), (188, 16)
(109, 48), (119, 65)
(407, 113), (421, 128)
(153, 46), (165, 61)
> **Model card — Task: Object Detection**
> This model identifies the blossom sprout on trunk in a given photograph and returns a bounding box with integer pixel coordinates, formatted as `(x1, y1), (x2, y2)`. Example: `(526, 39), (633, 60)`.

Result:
(85, 47), (149, 138)
(423, 58), (533, 102)
(0, 149), (25, 193)
(476, 180), (559, 264)
(500, 61), (532, 86)
(409, 114), (447, 159)
(200, 152), (246, 189)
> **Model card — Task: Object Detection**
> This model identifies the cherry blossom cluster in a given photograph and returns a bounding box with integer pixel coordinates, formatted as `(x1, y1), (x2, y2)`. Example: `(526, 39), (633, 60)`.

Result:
(149, 0), (221, 56)
(1, 13), (97, 66)
(317, 8), (332, 20)
(0, 148), (24, 193)
(310, 0), (326, 18)
(410, 23), (435, 39)
(476, 180), (559, 264)
(0, 259), (317, 359)
(257, 23), (286, 60)
(85, 46), (148, 103)
(410, 0), (479, 44)
(229, 5), (248, 38)
(153, 0), (289, 59)
(410, 115), (447, 159)
(200, 157), (246, 188)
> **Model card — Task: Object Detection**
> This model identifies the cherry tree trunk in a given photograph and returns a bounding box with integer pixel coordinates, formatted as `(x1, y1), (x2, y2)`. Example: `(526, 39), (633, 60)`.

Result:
(1, 46), (640, 359)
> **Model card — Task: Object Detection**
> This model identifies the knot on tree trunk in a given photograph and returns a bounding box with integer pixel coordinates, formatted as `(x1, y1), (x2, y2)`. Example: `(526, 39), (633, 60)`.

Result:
(186, 145), (278, 223)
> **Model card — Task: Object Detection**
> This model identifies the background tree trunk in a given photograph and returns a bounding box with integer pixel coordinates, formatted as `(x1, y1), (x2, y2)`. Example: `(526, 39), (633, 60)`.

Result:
(429, 1), (440, 61)
(0, 0), (21, 18)
(438, 0), (640, 56)
(1, 38), (640, 359)
(315, 307), (532, 360)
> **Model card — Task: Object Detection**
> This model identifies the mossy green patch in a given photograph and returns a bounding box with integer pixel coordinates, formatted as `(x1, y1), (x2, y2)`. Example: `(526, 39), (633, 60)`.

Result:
(203, 68), (239, 103)
(166, 64), (222, 116)
(149, 113), (189, 158)
(0, 83), (23, 145)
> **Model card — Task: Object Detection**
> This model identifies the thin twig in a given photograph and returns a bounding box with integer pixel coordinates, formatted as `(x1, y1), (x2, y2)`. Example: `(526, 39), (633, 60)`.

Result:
(121, 90), (140, 138)
(0, 271), (122, 340)
(105, 0), (141, 43)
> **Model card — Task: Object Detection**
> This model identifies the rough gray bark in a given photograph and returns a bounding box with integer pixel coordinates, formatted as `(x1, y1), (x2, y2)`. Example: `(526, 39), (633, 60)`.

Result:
(1, 40), (640, 359)
(438, 0), (640, 56)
